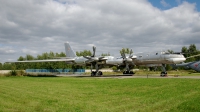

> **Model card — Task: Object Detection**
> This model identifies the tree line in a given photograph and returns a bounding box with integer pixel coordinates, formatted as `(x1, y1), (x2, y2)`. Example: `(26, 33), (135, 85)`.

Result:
(0, 44), (199, 70)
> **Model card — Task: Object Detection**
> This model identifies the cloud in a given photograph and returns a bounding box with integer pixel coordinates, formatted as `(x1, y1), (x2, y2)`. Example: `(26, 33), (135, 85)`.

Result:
(160, 0), (171, 7)
(0, 47), (16, 55)
(0, 0), (200, 63)
(87, 44), (95, 47)
(22, 48), (38, 54)
(43, 37), (55, 42)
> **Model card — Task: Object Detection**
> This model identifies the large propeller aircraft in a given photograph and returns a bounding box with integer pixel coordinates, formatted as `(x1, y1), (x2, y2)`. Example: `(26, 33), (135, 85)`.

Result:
(7, 42), (186, 77)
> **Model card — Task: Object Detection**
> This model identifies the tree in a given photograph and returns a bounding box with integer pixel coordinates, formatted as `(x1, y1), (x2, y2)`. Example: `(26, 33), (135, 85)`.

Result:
(18, 56), (25, 61)
(26, 54), (34, 60)
(188, 44), (197, 54)
(167, 50), (174, 54)
(120, 48), (131, 56)
(2, 63), (13, 70)
(101, 53), (110, 56)
(59, 52), (66, 57)
(76, 50), (92, 56)
(49, 51), (55, 58)
(181, 44), (200, 62)
(0, 63), (2, 70)
(181, 46), (188, 58)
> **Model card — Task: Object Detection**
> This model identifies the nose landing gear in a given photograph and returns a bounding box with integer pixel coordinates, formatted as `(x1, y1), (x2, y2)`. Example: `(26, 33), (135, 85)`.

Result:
(123, 70), (135, 75)
(160, 64), (168, 77)
(160, 72), (167, 77)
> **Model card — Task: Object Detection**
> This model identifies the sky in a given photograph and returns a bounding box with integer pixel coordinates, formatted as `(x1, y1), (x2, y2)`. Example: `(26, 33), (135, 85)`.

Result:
(0, 0), (200, 63)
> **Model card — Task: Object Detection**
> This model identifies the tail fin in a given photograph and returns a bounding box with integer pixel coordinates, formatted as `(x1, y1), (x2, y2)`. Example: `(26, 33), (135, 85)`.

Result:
(64, 42), (77, 57)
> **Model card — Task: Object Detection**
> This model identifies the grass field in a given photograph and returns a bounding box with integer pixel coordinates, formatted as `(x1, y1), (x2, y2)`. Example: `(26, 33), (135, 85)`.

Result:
(0, 76), (200, 112)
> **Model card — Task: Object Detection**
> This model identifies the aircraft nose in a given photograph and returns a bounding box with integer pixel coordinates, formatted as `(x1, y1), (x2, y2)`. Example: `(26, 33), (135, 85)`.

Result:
(169, 57), (186, 63)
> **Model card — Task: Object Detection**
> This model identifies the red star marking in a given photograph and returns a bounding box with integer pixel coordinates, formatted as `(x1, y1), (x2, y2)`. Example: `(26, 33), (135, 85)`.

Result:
(194, 64), (198, 67)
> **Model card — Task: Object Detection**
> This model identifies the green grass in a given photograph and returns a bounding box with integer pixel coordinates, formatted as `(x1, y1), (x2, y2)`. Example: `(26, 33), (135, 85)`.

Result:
(134, 70), (200, 76)
(0, 77), (200, 112)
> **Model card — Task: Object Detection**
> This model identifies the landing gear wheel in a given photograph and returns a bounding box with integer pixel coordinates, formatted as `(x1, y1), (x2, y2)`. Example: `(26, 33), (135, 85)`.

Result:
(129, 71), (134, 75)
(91, 71), (96, 76)
(160, 72), (167, 77)
(123, 71), (126, 74)
(97, 71), (103, 76)
(123, 71), (134, 75)
(123, 71), (129, 74)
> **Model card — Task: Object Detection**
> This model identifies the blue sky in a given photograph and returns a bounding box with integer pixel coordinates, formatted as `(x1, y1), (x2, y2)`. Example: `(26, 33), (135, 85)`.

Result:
(148, 0), (200, 11)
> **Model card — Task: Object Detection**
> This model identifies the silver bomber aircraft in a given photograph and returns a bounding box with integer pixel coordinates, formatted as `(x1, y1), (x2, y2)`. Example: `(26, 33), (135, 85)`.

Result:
(7, 42), (186, 76)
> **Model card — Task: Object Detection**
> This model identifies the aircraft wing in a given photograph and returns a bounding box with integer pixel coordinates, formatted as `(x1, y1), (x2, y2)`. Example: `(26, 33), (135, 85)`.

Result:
(6, 58), (75, 63)
(186, 54), (200, 59)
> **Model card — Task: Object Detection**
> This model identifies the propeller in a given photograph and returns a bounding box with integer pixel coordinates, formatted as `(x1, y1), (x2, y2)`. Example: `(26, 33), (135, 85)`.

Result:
(121, 49), (134, 71)
(84, 46), (104, 63)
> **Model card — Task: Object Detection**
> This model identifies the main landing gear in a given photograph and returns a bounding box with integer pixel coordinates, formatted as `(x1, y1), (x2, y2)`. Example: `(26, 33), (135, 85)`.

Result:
(90, 63), (103, 77)
(160, 64), (168, 77)
(123, 70), (134, 75)
(91, 71), (103, 76)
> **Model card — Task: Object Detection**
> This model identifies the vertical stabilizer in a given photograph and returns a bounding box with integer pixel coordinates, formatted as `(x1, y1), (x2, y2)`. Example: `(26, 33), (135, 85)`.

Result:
(64, 42), (77, 57)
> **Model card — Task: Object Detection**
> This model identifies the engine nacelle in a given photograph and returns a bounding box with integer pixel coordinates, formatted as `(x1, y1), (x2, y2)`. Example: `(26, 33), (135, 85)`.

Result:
(74, 57), (86, 64)
(106, 59), (123, 65)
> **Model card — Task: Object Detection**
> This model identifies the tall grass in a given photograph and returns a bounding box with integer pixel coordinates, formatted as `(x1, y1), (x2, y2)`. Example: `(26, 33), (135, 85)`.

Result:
(0, 77), (200, 111)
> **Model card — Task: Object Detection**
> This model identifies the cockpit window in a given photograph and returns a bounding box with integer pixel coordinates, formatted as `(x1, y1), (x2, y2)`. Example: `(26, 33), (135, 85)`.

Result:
(156, 53), (158, 55)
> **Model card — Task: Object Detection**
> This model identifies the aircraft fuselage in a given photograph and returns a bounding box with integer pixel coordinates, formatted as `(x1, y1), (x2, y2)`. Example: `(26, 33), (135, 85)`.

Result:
(66, 51), (186, 67)
(134, 51), (186, 65)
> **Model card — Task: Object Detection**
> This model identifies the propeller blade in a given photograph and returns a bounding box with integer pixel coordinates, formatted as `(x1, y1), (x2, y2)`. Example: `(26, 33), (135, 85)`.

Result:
(92, 46), (96, 57)
(121, 50), (126, 59)
(129, 49), (133, 58)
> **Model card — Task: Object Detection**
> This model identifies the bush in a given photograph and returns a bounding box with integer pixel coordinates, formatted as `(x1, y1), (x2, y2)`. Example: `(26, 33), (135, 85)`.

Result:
(111, 66), (118, 72)
(10, 70), (17, 76)
(18, 70), (25, 76)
